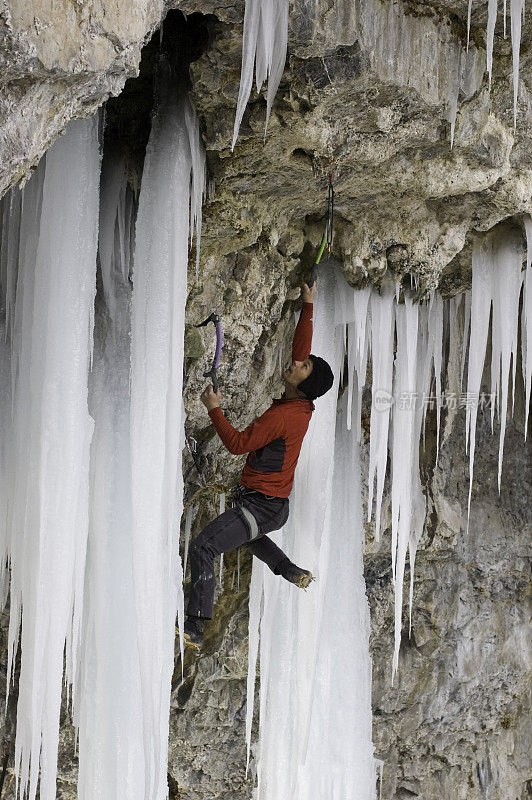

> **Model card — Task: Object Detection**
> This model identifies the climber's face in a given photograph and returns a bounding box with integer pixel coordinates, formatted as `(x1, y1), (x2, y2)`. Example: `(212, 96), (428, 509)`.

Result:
(283, 358), (313, 389)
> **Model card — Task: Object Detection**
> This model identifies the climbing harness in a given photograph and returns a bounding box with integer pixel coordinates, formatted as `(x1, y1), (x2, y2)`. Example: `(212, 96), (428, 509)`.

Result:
(308, 171), (334, 288)
(196, 312), (222, 393)
(230, 485), (261, 539)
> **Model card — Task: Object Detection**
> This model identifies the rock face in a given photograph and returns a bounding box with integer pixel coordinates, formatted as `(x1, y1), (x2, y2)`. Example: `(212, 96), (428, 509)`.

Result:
(0, 0), (164, 195)
(0, 0), (531, 799)
(367, 409), (531, 800)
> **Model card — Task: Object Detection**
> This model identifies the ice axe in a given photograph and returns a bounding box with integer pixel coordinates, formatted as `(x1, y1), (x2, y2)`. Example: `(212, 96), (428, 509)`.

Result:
(308, 172), (334, 288)
(196, 312), (222, 393)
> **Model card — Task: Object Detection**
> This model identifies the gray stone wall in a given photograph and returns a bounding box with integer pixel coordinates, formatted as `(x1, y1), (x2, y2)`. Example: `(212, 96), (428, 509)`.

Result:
(0, 0), (530, 797)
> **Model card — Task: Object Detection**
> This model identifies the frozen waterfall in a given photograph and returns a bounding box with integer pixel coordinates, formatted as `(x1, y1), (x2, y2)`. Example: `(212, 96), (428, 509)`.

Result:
(75, 153), (144, 799)
(246, 266), (377, 799)
(247, 226), (529, 791)
(0, 117), (101, 800)
(0, 77), (205, 798)
(130, 83), (205, 798)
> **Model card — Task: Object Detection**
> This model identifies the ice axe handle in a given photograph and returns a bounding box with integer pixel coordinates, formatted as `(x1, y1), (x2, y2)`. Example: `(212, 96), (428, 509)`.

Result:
(307, 263), (318, 289)
(196, 314), (223, 394)
(205, 367), (219, 394)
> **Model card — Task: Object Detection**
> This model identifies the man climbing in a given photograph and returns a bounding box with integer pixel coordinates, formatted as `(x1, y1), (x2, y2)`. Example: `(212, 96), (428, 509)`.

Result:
(183, 282), (334, 649)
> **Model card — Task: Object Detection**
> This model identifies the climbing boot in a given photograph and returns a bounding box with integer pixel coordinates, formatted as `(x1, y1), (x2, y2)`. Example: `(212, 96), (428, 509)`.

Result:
(176, 617), (204, 651)
(278, 559), (314, 589)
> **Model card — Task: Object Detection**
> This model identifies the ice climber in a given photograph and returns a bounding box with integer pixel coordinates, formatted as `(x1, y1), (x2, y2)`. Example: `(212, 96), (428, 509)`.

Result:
(183, 282), (334, 650)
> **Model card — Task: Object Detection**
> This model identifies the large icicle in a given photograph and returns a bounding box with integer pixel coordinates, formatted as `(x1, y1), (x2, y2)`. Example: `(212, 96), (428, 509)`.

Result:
(75, 155), (144, 800)
(252, 266), (376, 798)
(245, 561), (263, 773)
(465, 238), (493, 518)
(510, 0), (525, 128)
(232, 0), (289, 149)
(523, 216), (532, 439)
(338, 284), (371, 437)
(486, 0), (498, 90)
(488, 229), (524, 489)
(367, 286), (395, 541)
(389, 294), (419, 678)
(7, 118), (100, 800)
(466, 228), (524, 510)
(130, 77), (204, 798)
(423, 292), (444, 463)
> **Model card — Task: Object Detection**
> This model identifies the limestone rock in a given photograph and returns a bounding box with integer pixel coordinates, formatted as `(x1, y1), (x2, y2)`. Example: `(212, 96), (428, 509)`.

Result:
(0, 1), (530, 799)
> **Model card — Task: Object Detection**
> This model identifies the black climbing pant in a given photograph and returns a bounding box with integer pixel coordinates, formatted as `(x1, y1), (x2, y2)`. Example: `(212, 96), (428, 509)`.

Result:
(186, 487), (290, 620)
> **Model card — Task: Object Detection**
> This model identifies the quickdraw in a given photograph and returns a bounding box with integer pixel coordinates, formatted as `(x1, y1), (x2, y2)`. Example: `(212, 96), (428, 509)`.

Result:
(308, 171), (334, 288)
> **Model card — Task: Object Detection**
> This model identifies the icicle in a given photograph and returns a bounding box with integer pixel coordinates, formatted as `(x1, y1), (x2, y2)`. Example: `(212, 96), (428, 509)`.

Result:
(245, 561), (263, 773)
(253, 266), (376, 798)
(367, 286), (395, 540)
(461, 290), (471, 389)
(466, 238), (493, 520)
(345, 287), (371, 437)
(510, 0), (524, 129)
(357, 0), (483, 146)
(0, 225), (14, 608)
(183, 504), (195, 575)
(219, 493), (226, 587)
(489, 229), (524, 489)
(467, 0), (473, 49)
(486, 0), (497, 90)
(0, 189), (22, 339)
(76, 152), (144, 800)
(183, 98), (206, 276)
(5, 164), (46, 701)
(97, 151), (127, 323)
(7, 117), (100, 800)
(390, 294), (419, 678)
(406, 301), (435, 638)
(523, 216), (532, 439)
(232, 0), (289, 149)
(423, 293), (444, 463)
(130, 79), (204, 798)
(504, 0), (507, 37)
(447, 43), (462, 148)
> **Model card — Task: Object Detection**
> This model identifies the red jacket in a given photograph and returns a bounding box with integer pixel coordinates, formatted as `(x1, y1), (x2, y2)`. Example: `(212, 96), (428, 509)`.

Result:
(208, 302), (314, 498)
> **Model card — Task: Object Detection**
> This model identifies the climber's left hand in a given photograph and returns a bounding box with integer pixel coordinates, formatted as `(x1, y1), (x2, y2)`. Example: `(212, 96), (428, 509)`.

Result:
(201, 385), (221, 411)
